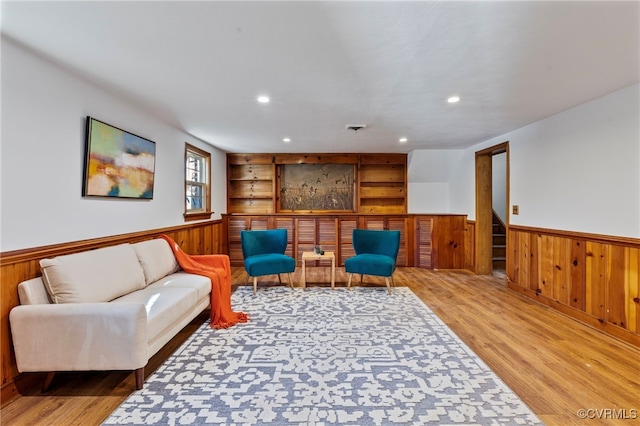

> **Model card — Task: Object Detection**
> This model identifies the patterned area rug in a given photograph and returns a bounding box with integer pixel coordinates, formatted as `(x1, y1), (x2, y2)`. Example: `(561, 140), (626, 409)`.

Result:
(104, 286), (542, 425)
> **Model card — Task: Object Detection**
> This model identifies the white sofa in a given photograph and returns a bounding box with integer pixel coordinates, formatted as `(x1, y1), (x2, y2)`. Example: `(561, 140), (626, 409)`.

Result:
(9, 239), (212, 390)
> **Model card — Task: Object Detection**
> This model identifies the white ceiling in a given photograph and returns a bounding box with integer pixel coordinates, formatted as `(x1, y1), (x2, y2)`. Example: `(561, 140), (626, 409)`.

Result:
(2, 1), (639, 154)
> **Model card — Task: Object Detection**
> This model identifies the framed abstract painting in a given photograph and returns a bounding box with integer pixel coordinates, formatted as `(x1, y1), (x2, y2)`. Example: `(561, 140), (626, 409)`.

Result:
(82, 117), (156, 199)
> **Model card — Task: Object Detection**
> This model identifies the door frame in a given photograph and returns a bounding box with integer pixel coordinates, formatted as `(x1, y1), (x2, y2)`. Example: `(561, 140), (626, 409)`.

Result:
(475, 141), (509, 275)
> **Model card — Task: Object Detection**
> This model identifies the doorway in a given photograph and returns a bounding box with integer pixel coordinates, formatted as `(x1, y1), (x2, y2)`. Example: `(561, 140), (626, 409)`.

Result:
(475, 142), (509, 275)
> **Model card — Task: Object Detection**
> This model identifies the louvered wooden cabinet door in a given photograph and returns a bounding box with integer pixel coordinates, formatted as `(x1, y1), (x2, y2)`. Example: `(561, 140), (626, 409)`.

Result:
(296, 218), (316, 261)
(275, 217), (295, 259)
(362, 218), (385, 230)
(228, 217), (249, 266)
(248, 217), (269, 230)
(339, 219), (357, 266)
(387, 217), (407, 267)
(317, 218), (337, 266)
(416, 217), (433, 269)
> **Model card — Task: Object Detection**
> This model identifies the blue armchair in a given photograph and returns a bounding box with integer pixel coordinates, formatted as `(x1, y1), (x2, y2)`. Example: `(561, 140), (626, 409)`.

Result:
(240, 229), (296, 295)
(344, 229), (400, 294)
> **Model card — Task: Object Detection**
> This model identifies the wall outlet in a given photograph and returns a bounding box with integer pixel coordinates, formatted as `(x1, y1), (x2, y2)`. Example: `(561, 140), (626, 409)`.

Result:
(512, 205), (519, 215)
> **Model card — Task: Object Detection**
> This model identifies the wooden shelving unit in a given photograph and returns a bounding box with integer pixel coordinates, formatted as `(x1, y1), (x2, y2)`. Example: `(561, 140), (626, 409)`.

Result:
(227, 153), (407, 215)
(358, 154), (407, 214)
(227, 156), (275, 214)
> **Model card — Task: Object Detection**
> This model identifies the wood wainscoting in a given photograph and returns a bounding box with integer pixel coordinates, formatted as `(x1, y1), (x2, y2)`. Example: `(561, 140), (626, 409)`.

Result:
(223, 213), (473, 271)
(0, 220), (225, 406)
(506, 225), (640, 348)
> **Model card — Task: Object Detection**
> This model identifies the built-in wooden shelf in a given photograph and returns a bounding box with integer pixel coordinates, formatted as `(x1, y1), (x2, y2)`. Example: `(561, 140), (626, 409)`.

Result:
(227, 153), (407, 215)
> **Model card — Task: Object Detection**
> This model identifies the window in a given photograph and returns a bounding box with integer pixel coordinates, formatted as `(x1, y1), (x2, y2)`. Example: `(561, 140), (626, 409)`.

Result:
(184, 144), (212, 221)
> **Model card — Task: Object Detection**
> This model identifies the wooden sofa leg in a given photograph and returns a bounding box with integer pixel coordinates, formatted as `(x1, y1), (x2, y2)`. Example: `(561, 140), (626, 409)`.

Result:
(288, 273), (294, 289)
(135, 367), (144, 390)
(384, 277), (392, 295)
(42, 371), (55, 392)
(253, 277), (258, 295)
(347, 273), (353, 290)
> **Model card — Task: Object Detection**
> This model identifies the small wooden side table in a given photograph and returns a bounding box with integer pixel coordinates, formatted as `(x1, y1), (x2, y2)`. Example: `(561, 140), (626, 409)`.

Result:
(301, 251), (336, 290)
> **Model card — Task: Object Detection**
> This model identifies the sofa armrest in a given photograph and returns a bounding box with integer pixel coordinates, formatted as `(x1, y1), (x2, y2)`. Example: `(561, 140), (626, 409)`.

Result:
(9, 302), (147, 372)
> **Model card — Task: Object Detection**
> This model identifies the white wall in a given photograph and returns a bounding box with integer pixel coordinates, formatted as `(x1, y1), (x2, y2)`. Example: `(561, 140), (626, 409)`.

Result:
(1, 37), (228, 251)
(407, 149), (463, 213)
(448, 83), (640, 238)
(407, 182), (450, 213)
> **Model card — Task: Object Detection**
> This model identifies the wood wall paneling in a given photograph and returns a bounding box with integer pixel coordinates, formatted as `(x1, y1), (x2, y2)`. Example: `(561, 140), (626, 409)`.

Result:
(569, 240), (586, 311)
(627, 247), (640, 334)
(606, 245), (626, 329)
(223, 214), (468, 271)
(586, 241), (607, 320)
(464, 220), (476, 272)
(431, 215), (466, 270)
(507, 226), (640, 348)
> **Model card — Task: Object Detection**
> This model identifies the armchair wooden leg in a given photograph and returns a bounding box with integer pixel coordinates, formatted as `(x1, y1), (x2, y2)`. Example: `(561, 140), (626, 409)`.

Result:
(360, 274), (364, 283)
(253, 277), (258, 295)
(288, 273), (294, 289)
(347, 273), (353, 290)
(384, 277), (392, 295)
(277, 274), (282, 284)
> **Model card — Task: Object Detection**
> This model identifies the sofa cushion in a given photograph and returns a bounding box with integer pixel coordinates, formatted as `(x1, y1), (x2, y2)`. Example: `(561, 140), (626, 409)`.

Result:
(40, 243), (146, 303)
(132, 239), (179, 285)
(17, 278), (52, 305)
(112, 285), (199, 341)
(146, 272), (211, 300)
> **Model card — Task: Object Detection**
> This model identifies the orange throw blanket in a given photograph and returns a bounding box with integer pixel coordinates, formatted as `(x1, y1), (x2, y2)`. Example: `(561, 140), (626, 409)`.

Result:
(159, 235), (248, 329)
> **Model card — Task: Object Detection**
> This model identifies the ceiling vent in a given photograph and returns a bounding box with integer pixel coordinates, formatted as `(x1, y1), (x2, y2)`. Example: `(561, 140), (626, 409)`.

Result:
(346, 124), (367, 132)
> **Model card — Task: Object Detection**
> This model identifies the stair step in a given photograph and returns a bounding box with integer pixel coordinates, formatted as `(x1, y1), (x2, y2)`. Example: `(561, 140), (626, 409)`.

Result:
(493, 235), (506, 245)
(493, 244), (506, 254)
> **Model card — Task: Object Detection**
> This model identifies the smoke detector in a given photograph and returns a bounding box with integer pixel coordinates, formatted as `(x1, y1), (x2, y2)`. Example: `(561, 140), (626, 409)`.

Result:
(346, 124), (367, 132)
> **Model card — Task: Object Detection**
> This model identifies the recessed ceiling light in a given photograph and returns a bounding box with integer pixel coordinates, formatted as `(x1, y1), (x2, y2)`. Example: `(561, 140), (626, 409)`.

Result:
(257, 95), (270, 103)
(447, 96), (460, 103)
(283, 138), (291, 143)
(399, 137), (408, 143)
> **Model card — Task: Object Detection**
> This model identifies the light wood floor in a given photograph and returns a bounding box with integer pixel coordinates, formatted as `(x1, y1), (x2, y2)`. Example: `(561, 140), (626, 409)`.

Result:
(2, 267), (639, 425)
